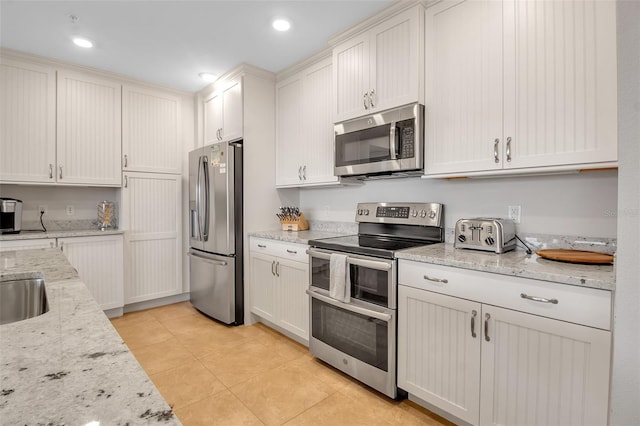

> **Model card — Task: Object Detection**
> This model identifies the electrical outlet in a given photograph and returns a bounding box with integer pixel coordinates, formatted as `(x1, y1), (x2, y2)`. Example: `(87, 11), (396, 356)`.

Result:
(38, 205), (48, 214)
(66, 205), (74, 216)
(508, 205), (521, 224)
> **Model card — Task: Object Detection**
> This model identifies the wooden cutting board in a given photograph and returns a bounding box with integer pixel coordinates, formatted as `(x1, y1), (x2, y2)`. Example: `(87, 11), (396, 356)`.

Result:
(536, 249), (614, 264)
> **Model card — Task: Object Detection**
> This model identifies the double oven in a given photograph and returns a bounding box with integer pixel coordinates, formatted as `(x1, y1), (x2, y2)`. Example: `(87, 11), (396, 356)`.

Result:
(307, 202), (444, 398)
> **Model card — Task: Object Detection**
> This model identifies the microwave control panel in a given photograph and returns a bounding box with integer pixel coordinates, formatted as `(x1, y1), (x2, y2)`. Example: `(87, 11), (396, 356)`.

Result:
(398, 119), (415, 159)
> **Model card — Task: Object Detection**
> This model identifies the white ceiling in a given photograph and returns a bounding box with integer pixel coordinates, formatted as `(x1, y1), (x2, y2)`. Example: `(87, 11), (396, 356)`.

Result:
(0, 0), (391, 93)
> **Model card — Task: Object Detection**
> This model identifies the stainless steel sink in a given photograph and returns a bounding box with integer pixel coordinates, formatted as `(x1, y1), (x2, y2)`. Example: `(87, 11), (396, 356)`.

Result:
(0, 278), (49, 325)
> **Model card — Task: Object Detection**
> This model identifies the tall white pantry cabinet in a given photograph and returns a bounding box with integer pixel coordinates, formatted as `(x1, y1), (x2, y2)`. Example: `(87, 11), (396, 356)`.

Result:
(121, 85), (184, 305)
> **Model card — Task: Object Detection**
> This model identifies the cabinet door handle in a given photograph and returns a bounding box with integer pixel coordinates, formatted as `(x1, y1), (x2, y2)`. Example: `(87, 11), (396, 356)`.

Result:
(271, 260), (276, 276)
(59, 165), (63, 179)
(471, 310), (477, 338)
(506, 137), (512, 162)
(59, 241), (64, 252)
(276, 261), (280, 277)
(363, 92), (369, 109)
(484, 313), (491, 342)
(257, 244), (267, 248)
(286, 249), (297, 254)
(124, 175), (128, 188)
(369, 89), (375, 108)
(494, 139), (500, 163)
(520, 293), (558, 304)
(124, 154), (128, 168)
(423, 275), (448, 284)
(302, 165), (306, 180)
(298, 166), (302, 181)
(49, 164), (53, 179)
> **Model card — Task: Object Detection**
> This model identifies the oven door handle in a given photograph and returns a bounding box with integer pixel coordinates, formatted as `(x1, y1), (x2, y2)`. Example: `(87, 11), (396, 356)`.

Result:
(306, 248), (332, 260)
(306, 289), (392, 322)
(347, 257), (392, 271)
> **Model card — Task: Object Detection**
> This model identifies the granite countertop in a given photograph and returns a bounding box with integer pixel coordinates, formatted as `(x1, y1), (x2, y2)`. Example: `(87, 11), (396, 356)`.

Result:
(0, 228), (123, 241)
(0, 248), (180, 425)
(396, 243), (615, 291)
(249, 229), (352, 245)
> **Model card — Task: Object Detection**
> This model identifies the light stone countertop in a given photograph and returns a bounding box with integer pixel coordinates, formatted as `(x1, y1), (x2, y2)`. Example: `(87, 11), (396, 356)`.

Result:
(0, 228), (123, 241)
(0, 248), (180, 425)
(249, 229), (352, 245)
(395, 243), (615, 291)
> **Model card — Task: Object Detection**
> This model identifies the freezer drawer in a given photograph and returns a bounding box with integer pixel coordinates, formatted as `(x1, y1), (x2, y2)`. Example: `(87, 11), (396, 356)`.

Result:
(189, 248), (236, 324)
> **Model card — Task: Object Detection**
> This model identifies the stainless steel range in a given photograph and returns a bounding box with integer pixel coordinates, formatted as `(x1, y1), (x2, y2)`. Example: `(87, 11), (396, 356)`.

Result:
(307, 202), (444, 399)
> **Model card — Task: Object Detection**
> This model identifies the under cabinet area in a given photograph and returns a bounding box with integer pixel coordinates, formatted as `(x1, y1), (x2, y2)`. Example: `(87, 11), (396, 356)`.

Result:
(424, 0), (618, 177)
(332, 4), (424, 122)
(249, 237), (309, 343)
(276, 55), (337, 188)
(397, 260), (612, 426)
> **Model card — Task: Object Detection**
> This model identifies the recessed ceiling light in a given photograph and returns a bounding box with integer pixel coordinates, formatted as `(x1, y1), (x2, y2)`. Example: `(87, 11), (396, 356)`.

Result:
(272, 19), (291, 32)
(72, 37), (93, 48)
(199, 72), (217, 83)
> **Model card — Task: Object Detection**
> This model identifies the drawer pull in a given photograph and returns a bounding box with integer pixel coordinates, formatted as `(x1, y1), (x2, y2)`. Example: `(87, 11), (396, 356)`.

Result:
(257, 244), (267, 248)
(423, 275), (448, 284)
(471, 310), (477, 338)
(286, 249), (297, 254)
(520, 293), (558, 304)
(484, 313), (491, 342)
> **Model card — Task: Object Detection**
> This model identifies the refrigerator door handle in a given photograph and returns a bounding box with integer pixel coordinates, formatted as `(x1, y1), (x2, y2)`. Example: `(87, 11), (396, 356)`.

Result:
(202, 155), (211, 241)
(195, 155), (203, 241)
(188, 251), (228, 267)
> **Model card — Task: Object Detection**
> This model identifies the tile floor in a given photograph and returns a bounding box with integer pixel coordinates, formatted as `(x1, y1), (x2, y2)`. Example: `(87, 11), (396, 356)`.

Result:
(111, 302), (454, 426)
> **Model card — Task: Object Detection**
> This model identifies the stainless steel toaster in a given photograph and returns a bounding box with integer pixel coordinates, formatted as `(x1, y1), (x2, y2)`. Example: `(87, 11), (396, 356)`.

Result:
(454, 218), (516, 253)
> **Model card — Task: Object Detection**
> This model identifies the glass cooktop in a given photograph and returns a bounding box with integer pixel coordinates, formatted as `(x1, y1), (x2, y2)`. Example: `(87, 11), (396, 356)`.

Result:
(308, 234), (438, 259)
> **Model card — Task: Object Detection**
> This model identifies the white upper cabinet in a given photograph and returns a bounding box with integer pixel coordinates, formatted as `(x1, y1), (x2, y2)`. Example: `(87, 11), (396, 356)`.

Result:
(425, 0), (618, 177)
(122, 85), (182, 174)
(276, 56), (338, 187)
(204, 78), (243, 145)
(333, 5), (424, 122)
(57, 71), (122, 185)
(0, 59), (56, 183)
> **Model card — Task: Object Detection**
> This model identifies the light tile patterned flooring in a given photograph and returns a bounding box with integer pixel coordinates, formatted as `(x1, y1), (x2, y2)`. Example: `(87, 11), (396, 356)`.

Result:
(111, 302), (453, 426)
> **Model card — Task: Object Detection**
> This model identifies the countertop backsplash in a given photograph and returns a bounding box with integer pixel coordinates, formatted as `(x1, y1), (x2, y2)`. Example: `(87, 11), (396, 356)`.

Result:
(21, 219), (112, 232)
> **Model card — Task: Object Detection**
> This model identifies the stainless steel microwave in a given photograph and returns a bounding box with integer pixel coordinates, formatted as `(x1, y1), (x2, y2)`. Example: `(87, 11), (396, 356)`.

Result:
(334, 103), (424, 178)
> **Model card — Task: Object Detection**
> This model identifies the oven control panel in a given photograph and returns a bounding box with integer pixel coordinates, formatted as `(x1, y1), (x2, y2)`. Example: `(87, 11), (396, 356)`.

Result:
(356, 202), (443, 227)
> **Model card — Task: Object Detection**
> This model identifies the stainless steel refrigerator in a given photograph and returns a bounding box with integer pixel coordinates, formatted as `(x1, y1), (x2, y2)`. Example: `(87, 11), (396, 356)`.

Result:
(188, 140), (243, 325)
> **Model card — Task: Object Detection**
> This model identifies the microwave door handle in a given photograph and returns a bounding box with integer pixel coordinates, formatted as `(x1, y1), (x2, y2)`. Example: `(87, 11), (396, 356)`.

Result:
(347, 257), (392, 271)
(389, 123), (399, 160)
(306, 289), (392, 322)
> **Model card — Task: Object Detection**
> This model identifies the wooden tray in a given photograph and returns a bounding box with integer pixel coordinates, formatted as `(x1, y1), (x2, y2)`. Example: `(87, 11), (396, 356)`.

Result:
(536, 249), (614, 265)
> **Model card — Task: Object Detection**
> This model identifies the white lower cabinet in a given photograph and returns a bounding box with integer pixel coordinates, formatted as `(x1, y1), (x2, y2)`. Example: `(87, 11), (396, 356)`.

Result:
(249, 238), (309, 342)
(0, 238), (55, 251)
(398, 261), (611, 426)
(59, 235), (124, 311)
(121, 172), (182, 304)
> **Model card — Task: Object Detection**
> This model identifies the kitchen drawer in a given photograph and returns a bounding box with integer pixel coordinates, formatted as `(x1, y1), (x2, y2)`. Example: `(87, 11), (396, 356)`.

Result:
(249, 238), (308, 263)
(398, 260), (612, 330)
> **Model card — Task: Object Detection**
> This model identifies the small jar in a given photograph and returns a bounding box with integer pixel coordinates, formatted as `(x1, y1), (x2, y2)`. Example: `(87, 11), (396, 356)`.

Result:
(97, 201), (117, 230)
